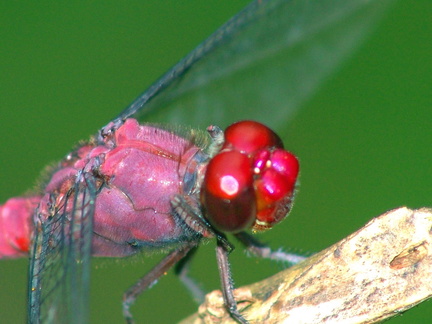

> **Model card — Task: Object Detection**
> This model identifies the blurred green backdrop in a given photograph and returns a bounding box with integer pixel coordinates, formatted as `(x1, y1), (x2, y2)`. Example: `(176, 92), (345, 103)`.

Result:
(1, 1), (431, 323)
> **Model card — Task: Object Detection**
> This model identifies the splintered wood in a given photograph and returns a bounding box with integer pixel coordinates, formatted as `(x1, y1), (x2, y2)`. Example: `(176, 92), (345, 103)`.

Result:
(180, 207), (432, 324)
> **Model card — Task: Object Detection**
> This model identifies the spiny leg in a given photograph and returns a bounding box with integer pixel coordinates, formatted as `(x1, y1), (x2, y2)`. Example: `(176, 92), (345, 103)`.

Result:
(234, 231), (306, 265)
(173, 246), (205, 303)
(171, 194), (248, 322)
(170, 194), (233, 251)
(122, 244), (196, 324)
(170, 194), (234, 303)
(216, 237), (248, 324)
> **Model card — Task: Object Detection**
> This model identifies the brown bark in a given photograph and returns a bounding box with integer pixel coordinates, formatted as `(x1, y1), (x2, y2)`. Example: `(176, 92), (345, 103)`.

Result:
(179, 207), (432, 324)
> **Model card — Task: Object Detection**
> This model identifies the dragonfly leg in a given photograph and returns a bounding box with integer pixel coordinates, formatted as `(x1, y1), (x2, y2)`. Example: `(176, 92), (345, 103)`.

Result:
(170, 194), (233, 252)
(173, 246), (206, 303)
(234, 231), (307, 265)
(172, 194), (250, 322)
(216, 237), (249, 324)
(122, 244), (197, 324)
(170, 194), (215, 238)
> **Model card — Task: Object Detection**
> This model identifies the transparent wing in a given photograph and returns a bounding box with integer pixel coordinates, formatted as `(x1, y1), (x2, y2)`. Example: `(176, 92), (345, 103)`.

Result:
(113, 0), (392, 133)
(28, 172), (95, 324)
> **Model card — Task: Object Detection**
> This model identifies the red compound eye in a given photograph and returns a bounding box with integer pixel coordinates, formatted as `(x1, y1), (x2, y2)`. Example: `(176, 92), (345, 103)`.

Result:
(223, 120), (283, 154)
(269, 149), (299, 184)
(201, 150), (256, 233)
(201, 120), (299, 234)
(253, 149), (299, 230)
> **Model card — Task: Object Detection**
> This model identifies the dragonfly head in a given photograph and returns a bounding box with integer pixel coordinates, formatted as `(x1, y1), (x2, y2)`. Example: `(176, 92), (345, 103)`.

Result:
(200, 120), (299, 233)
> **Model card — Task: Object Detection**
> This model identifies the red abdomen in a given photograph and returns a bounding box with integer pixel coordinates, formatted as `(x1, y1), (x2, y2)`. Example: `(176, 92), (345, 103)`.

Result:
(0, 196), (40, 258)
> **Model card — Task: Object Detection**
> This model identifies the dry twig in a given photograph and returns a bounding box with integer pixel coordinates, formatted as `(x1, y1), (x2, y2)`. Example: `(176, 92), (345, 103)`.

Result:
(180, 207), (432, 324)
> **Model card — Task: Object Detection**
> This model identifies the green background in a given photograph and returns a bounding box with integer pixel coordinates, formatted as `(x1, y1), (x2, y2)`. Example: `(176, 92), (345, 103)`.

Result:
(1, 1), (431, 323)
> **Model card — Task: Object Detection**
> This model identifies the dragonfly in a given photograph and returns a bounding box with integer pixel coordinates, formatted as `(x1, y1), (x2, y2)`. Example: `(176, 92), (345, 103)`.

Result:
(0, 0), (392, 323)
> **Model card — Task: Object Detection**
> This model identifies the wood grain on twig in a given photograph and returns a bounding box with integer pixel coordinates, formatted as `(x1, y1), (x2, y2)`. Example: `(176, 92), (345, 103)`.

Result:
(180, 207), (432, 324)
